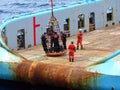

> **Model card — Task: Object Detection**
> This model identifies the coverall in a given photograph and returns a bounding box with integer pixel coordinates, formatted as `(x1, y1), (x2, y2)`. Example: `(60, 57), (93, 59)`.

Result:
(53, 33), (60, 52)
(41, 34), (48, 53)
(61, 32), (67, 50)
(77, 31), (83, 49)
(68, 43), (76, 62)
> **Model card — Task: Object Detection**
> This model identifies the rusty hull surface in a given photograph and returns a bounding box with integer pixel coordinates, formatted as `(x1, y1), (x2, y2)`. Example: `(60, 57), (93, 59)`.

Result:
(15, 59), (100, 90)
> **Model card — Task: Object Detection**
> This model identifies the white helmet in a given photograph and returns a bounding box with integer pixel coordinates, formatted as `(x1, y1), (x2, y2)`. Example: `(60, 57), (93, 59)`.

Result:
(79, 29), (82, 32)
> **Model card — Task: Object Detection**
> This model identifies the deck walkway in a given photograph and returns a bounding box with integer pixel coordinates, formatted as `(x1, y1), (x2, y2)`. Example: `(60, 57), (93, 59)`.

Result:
(16, 25), (120, 68)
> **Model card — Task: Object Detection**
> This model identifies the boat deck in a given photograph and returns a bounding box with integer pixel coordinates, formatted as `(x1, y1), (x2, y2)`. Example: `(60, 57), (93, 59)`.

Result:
(16, 25), (120, 68)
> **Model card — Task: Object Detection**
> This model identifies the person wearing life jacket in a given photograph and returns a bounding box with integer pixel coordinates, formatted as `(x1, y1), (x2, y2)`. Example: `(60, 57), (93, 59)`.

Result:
(77, 29), (83, 50)
(53, 32), (60, 52)
(61, 31), (67, 50)
(68, 40), (76, 62)
(50, 30), (54, 51)
(41, 33), (48, 53)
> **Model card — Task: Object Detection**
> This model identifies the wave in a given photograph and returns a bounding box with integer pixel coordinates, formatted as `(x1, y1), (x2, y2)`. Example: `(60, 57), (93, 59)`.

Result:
(0, 0), (83, 25)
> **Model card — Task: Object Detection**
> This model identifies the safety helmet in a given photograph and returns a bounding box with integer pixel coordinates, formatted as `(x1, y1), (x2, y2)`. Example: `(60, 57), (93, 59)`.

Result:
(71, 40), (74, 44)
(79, 29), (82, 31)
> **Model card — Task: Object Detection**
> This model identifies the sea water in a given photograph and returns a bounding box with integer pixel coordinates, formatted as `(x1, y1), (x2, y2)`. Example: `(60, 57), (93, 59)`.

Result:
(0, 0), (85, 25)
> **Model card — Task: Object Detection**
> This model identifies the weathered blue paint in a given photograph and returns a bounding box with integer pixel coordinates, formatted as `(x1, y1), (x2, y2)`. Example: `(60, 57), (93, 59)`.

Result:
(0, 46), (22, 81)
(0, 31), (23, 81)
(84, 75), (120, 90)
(103, 50), (120, 63)
(0, 62), (16, 80)
(88, 50), (120, 75)
(86, 50), (120, 90)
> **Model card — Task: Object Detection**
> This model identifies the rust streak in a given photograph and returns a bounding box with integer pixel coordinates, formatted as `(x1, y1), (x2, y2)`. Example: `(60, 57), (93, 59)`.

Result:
(28, 61), (39, 84)
(15, 60), (33, 82)
(66, 66), (75, 89)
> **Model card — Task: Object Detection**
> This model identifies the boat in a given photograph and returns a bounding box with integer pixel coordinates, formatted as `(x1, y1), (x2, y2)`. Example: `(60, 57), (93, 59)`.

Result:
(0, 0), (120, 90)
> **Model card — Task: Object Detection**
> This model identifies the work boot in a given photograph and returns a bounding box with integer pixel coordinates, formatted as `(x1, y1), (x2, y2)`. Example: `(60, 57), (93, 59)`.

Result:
(77, 46), (79, 50)
(81, 45), (84, 50)
(72, 59), (74, 62)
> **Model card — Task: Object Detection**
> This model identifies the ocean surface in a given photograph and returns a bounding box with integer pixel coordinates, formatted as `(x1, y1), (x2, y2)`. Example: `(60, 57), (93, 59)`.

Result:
(0, 0), (84, 26)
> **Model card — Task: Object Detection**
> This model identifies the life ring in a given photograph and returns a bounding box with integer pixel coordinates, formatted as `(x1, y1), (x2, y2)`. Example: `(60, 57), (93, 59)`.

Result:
(46, 50), (67, 57)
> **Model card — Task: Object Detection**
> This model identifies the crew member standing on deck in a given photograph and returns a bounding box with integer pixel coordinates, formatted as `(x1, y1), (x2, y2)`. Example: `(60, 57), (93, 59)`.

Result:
(77, 29), (84, 50)
(61, 31), (67, 50)
(68, 41), (76, 62)
(53, 32), (60, 52)
(50, 30), (54, 52)
(41, 33), (48, 53)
